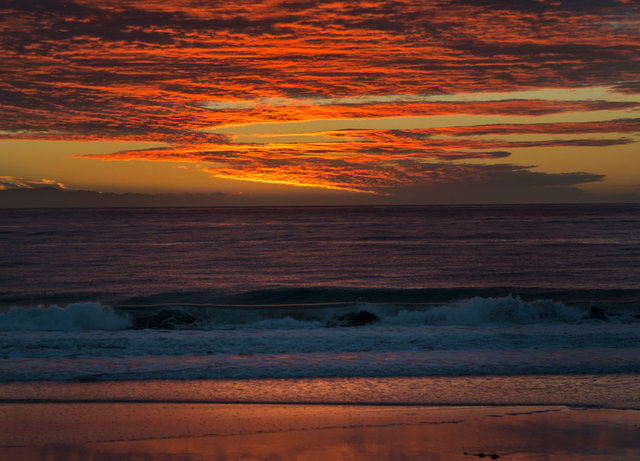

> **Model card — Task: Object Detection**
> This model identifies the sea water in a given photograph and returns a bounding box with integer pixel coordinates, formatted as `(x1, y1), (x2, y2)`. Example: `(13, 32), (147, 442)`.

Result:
(1, 205), (639, 403)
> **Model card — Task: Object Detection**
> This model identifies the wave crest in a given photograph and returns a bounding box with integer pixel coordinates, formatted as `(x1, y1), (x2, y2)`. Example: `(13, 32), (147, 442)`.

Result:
(0, 303), (132, 331)
(381, 296), (584, 326)
(0, 295), (623, 331)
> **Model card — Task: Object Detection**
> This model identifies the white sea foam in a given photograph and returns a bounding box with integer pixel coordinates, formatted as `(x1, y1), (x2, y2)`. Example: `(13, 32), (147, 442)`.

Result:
(0, 303), (132, 331)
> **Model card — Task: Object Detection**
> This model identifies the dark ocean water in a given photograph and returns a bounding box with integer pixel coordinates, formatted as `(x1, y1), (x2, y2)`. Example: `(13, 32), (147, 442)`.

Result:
(2, 204), (640, 305)
(1, 204), (640, 384)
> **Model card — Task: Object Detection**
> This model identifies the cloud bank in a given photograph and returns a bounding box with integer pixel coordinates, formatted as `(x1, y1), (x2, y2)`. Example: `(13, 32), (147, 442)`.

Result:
(1, 0), (639, 199)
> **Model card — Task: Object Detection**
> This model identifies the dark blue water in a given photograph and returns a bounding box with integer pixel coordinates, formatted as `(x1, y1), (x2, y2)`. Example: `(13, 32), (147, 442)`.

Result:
(2, 204), (639, 307)
(1, 204), (640, 383)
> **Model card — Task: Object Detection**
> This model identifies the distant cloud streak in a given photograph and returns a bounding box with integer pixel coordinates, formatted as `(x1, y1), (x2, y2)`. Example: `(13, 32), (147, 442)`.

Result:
(0, 176), (66, 191)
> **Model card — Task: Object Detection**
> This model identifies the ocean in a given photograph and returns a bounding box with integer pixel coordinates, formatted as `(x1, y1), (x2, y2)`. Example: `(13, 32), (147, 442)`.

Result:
(1, 204), (640, 405)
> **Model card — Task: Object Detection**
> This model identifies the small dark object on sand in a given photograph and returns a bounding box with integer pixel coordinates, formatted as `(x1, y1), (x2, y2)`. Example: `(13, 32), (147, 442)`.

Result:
(465, 453), (500, 459)
(589, 306), (609, 321)
(134, 309), (197, 329)
(326, 310), (379, 327)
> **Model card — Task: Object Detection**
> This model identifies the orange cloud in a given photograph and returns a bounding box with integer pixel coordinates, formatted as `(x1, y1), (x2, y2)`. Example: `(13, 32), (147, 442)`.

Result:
(0, 176), (67, 190)
(80, 122), (633, 192)
(1, 0), (638, 194)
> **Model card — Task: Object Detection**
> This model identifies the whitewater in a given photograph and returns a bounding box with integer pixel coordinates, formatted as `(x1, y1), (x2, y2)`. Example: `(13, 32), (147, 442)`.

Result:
(1, 295), (639, 382)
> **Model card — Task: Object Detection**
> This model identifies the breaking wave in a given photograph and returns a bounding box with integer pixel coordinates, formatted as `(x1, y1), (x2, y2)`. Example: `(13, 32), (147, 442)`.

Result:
(0, 303), (132, 331)
(0, 295), (633, 331)
(382, 296), (585, 326)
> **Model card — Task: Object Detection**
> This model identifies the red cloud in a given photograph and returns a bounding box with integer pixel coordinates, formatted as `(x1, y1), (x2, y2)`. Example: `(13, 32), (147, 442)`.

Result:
(1, 0), (638, 192)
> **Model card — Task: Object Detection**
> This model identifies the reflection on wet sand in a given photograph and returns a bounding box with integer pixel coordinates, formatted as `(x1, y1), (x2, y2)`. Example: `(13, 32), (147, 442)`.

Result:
(2, 403), (639, 461)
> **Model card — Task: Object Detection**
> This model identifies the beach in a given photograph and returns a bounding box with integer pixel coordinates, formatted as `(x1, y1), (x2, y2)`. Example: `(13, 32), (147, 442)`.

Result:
(3, 0), (640, 454)
(2, 377), (640, 460)
(2, 399), (640, 460)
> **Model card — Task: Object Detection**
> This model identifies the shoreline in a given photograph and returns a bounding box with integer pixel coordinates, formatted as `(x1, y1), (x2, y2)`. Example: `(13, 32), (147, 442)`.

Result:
(1, 374), (639, 409)
(2, 376), (640, 459)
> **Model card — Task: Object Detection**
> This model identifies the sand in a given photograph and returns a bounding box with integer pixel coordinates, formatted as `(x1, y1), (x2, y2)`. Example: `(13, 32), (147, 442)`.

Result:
(2, 403), (640, 460)
(2, 378), (640, 460)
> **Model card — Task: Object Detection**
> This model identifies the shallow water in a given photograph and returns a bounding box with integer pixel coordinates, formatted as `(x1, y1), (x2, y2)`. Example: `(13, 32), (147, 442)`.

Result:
(2, 375), (639, 409)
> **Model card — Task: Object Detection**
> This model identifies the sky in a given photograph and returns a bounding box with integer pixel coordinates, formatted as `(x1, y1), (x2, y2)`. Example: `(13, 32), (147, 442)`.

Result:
(1, 0), (639, 205)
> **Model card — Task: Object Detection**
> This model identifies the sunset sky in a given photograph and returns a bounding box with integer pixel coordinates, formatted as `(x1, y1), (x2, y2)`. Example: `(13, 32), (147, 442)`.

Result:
(1, 0), (639, 204)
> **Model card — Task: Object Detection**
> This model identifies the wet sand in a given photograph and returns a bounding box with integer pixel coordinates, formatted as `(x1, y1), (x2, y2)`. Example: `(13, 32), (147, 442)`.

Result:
(2, 402), (640, 460)
(2, 377), (640, 460)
